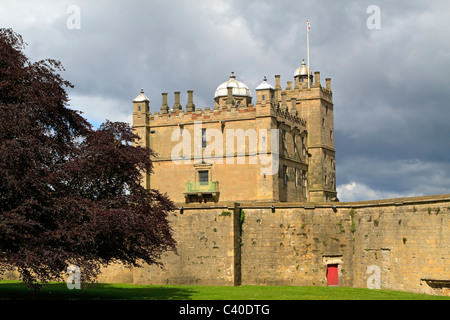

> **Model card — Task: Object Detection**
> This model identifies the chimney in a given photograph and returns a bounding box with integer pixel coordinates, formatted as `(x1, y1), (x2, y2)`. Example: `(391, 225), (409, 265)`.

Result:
(315, 72), (320, 86)
(160, 93), (169, 114)
(173, 91), (182, 110)
(326, 78), (331, 91)
(275, 75), (281, 89)
(186, 90), (195, 112)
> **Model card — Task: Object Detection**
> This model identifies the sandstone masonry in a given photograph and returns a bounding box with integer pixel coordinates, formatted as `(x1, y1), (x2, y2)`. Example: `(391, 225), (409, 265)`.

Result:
(98, 194), (450, 296)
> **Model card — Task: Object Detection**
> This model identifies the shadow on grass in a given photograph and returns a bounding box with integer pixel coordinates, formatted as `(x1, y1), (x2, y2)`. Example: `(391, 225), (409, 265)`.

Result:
(0, 282), (198, 300)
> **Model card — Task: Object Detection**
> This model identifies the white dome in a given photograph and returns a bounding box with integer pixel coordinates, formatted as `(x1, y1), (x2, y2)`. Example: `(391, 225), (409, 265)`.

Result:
(256, 76), (274, 90)
(294, 59), (312, 77)
(133, 88), (150, 102)
(214, 72), (252, 98)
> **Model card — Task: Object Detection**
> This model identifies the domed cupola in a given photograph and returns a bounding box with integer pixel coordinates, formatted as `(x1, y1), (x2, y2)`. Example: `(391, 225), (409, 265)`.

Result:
(294, 59), (314, 89)
(214, 72), (252, 99)
(214, 72), (252, 108)
(294, 59), (312, 78)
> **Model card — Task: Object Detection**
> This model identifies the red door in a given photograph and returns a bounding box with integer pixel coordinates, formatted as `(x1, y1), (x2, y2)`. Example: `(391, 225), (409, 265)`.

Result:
(327, 264), (339, 286)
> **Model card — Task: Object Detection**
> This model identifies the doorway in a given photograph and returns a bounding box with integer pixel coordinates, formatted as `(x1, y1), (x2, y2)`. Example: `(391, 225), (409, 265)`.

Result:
(326, 264), (339, 286)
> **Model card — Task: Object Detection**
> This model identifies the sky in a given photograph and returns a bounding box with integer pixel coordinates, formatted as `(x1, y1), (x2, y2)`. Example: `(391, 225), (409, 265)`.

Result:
(1, 0), (450, 202)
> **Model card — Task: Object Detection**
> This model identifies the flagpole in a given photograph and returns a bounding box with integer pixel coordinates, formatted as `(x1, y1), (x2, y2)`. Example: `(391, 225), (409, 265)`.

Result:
(307, 20), (310, 90)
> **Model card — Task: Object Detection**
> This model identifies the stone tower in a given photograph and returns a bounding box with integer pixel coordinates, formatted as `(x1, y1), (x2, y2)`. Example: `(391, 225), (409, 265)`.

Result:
(286, 59), (337, 202)
(132, 88), (151, 189)
(131, 60), (337, 203)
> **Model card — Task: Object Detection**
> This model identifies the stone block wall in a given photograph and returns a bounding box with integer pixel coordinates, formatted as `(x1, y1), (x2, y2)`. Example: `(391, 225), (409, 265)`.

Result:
(115, 203), (240, 286)
(100, 194), (450, 295)
(348, 198), (450, 294)
(4, 194), (446, 295)
(239, 195), (450, 295)
(239, 205), (353, 287)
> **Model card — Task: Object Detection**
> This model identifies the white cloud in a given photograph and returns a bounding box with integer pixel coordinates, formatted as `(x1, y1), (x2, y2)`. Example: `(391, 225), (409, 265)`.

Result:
(337, 157), (450, 202)
(68, 94), (132, 128)
(337, 182), (421, 202)
(0, 1), (68, 29)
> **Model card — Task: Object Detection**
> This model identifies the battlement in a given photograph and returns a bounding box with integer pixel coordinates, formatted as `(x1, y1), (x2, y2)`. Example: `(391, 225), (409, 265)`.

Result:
(134, 67), (332, 129)
(278, 74), (333, 104)
(143, 89), (307, 130)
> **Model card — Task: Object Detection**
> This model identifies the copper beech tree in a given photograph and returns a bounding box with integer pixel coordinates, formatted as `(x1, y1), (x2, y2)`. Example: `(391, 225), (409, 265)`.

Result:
(0, 29), (176, 289)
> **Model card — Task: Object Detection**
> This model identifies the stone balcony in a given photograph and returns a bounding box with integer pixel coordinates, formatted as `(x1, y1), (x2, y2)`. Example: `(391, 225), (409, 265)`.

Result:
(184, 181), (220, 203)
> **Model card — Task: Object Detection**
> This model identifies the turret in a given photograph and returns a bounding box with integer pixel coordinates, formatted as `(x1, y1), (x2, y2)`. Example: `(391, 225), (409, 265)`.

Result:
(132, 89), (150, 130)
(294, 59), (313, 89)
(255, 76), (274, 105)
(133, 88), (150, 114)
(132, 88), (151, 189)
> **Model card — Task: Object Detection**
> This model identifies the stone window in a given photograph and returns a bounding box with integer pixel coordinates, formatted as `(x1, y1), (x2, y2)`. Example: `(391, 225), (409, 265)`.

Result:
(293, 134), (297, 154)
(202, 128), (207, 148)
(198, 170), (209, 186)
(302, 171), (307, 198)
(294, 168), (298, 187)
(301, 136), (306, 157)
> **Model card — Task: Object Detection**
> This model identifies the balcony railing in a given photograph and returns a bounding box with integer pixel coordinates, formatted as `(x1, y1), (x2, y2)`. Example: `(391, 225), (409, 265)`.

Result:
(186, 181), (219, 193)
(185, 181), (220, 203)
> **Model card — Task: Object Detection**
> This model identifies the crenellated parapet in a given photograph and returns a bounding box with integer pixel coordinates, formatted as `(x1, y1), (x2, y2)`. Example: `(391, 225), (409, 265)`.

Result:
(148, 90), (259, 125)
(272, 103), (307, 129)
(141, 84), (306, 130)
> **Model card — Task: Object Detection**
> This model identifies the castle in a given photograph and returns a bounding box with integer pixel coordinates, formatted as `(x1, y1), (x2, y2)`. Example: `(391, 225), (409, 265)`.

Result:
(1, 54), (448, 297)
(132, 59), (337, 203)
(122, 61), (450, 297)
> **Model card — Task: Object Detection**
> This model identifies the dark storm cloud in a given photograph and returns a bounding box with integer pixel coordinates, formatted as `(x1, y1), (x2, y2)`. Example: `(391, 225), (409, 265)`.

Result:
(1, 0), (450, 201)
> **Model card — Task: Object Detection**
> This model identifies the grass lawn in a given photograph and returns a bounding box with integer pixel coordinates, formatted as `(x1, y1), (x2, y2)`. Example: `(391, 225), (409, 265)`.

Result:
(0, 280), (449, 300)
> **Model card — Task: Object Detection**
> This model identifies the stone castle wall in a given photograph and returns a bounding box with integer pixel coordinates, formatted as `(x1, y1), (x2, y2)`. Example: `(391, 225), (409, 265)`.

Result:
(126, 205), (239, 286)
(239, 195), (450, 295)
(98, 194), (450, 296)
